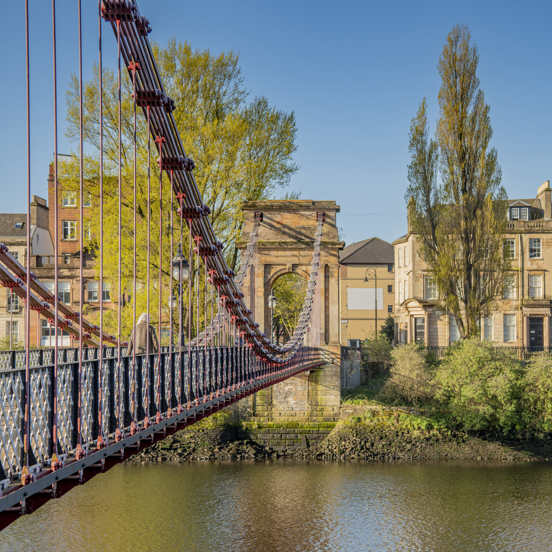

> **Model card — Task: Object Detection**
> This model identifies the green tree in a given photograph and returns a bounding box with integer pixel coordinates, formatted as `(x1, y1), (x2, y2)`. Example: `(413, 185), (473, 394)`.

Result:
(272, 273), (307, 343)
(62, 40), (298, 337)
(406, 25), (509, 338)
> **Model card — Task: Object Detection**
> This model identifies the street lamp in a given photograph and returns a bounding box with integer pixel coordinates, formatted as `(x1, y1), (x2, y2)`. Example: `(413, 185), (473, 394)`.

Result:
(267, 291), (277, 343)
(364, 268), (378, 337)
(172, 244), (190, 283)
(171, 245), (190, 345)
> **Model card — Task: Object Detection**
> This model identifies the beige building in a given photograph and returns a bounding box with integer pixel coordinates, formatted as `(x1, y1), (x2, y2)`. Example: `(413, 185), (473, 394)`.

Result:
(339, 237), (394, 346)
(394, 180), (552, 351)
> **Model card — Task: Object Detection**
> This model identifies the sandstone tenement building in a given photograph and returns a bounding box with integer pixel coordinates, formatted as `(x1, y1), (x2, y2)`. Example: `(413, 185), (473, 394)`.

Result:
(393, 180), (552, 351)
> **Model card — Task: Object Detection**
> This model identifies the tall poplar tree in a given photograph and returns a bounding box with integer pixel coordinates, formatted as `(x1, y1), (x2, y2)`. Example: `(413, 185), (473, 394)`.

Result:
(406, 24), (509, 338)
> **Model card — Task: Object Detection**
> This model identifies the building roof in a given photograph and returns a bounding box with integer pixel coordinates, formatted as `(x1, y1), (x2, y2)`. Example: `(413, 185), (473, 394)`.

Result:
(0, 214), (28, 238)
(339, 237), (394, 265)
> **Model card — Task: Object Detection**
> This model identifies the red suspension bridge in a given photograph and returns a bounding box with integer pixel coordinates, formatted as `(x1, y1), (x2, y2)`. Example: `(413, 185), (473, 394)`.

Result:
(0, 0), (327, 529)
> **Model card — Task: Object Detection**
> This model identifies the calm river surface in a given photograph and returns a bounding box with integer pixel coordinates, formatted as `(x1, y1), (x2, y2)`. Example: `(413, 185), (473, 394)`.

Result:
(0, 460), (551, 551)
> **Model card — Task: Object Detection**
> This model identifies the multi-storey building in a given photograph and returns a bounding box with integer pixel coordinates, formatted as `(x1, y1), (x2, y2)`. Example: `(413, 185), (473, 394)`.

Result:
(393, 180), (552, 351)
(0, 163), (116, 348)
(0, 196), (54, 346)
(339, 237), (394, 346)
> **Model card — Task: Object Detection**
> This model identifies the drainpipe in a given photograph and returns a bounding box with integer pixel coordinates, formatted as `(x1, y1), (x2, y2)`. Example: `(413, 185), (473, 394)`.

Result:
(519, 233), (523, 351)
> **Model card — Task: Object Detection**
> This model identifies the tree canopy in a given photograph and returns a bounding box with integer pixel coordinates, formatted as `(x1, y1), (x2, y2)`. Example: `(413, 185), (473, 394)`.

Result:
(406, 24), (509, 338)
(62, 40), (299, 338)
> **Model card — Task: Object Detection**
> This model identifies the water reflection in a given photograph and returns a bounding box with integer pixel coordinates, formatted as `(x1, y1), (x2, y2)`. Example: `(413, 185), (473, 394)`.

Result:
(0, 461), (550, 551)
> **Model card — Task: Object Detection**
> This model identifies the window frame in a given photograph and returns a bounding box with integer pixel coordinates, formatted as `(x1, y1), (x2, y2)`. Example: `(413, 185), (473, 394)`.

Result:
(529, 274), (543, 299)
(503, 238), (515, 259)
(483, 316), (493, 341)
(503, 314), (516, 343)
(62, 191), (77, 208)
(7, 292), (19, 313)
(6, 320), (18, 342)
(387, 305), (393, 313)
(388, 284), (393, 293)
(510, 207), (519, 220)
(87, 281), (99, 302)
(62, 220), (77, 241)
(529, 238), (542, 259)
(520, 207), (529, 221)
(424, 274), (438, 301)
(503, 273), (517, 299)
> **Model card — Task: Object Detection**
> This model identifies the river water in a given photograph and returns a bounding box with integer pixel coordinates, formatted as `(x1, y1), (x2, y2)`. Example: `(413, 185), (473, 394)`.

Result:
(0, 460), (551, 551)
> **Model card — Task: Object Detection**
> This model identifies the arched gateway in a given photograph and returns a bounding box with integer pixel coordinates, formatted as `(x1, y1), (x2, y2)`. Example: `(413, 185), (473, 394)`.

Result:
(235, 200), (345, 432)
(238, 200), (343, 353)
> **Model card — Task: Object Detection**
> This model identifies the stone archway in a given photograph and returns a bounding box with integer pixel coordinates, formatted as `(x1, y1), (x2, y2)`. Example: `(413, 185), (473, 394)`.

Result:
(238, 200), (343, 355)
(235, 200), (345, 430)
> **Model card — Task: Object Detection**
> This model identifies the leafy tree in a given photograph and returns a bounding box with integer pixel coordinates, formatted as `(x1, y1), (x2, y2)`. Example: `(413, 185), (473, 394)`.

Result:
(379, 315), (394, 342)
(406, 25), (509, 338)
(62, 40), (298, 337)
(272, 273), (307, 344)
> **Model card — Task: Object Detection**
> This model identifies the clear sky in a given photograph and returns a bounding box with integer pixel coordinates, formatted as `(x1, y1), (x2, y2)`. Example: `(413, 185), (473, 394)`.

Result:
(1, 0), (550, 247)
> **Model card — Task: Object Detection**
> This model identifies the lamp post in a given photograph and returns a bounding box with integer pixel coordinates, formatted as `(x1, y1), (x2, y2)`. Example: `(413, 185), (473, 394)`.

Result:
(267, 291), (277, 343)
(364, 268), (378, 337)
(171, 245), (190, 345)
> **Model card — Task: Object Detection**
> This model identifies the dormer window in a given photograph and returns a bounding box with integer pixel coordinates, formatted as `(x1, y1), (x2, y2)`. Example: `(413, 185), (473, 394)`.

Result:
(520, 207), (529, 220)
(511, 207), (519, 220)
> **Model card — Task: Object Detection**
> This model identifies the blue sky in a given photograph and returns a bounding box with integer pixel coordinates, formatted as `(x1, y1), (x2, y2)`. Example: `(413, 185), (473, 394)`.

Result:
(1, 0), (550, 246)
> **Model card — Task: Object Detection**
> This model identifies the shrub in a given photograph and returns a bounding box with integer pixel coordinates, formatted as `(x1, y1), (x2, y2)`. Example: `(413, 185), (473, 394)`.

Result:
(434, 339), (523, 431)
(523, 353), (552, 432)
(361, 336), (392, 374)
(382, 343), (435, 405)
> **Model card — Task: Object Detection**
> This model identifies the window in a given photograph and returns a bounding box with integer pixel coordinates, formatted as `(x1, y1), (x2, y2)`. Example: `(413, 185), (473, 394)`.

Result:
(529, 238), (541, 259)
(483, 316), (493, 341)
(7, 292), (19, 313)
(449, 317), (461, 343)
(63, 254), (71, 265)
(404, 246), (409, 266)
(102, 282), (111, 302)
(403, 279), (408, 301)
(399, 280), (403, 303)
(511, 207), (519, 220)
(83, 193), (92, 208)
(62, 220), (77, 240)
(503, 274), (516, 299)
(424, 275), (437, 300)
(520, 208), (529, 221)
(529, 274), (543, 299)
(43, 281), (71, 304)
(388, 305), (393, 313)
(87, 281), (110, 302)
(41, 319), (70, 347)
(415, 317), (425, 344)
(14, 222), (23, 229)
(503, 314), (516, 342)
(87, 281), (98, 302)
(387, 264), (393, 273)
(62, 191), (77, 207)
(397, 249), (401, 268)
(388, 285), (393, 293)
(9, 250), (19, 262)
(84, 221), (92, 240)
(503, 239), (515, 259)
(5, 321), (18, 342)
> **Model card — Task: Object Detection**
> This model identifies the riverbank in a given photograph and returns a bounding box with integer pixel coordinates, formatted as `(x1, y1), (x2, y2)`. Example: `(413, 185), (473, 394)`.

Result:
(127, 406), (552, 464)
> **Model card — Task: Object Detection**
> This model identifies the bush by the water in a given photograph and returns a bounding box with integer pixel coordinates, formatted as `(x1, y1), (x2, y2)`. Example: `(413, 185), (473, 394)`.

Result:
(523, 353), (552, 431)
(382, 343), (435, 405)
(352, 338), (552, 433)
(434, 340), (523, 431)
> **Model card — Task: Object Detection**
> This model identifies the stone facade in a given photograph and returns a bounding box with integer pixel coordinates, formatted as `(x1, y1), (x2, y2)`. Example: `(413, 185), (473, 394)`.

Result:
(237, 200), (344, 424)
(394, 180), (552, 351)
